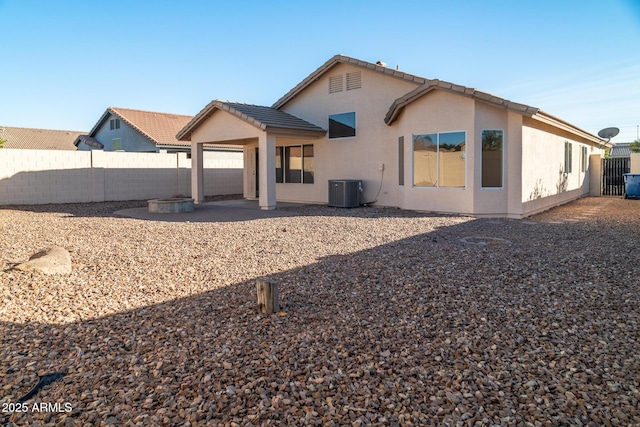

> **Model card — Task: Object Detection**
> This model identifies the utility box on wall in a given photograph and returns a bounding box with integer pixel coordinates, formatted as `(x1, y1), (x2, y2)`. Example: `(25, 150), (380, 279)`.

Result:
(328, 179), (362, 208)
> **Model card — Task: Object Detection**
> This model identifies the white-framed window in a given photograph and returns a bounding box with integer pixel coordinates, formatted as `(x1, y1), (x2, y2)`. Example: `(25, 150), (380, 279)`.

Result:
(112, 138), (122, 151)
(276, 145), (314, 184)
(564, 141), (573, 173)
(413, 131), (466, 188)
(481, 129), (504, 188)
(328, 112), (356, 139)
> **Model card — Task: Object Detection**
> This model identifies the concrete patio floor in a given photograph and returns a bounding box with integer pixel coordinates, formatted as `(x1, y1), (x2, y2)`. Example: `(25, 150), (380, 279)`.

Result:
(114, 199), (309, 223)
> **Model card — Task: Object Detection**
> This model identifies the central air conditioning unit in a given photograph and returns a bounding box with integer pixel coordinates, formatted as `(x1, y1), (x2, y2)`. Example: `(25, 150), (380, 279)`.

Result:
(328, 179), (362, 208)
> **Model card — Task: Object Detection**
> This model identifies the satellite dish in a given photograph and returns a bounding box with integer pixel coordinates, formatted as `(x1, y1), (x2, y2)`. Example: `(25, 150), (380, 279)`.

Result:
(597, 127), (619, 140)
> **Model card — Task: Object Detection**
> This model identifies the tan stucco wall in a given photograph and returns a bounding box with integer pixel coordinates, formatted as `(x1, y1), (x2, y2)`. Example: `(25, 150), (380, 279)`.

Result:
(472, 102), (510, 216)
(191, 109), (262, 144)
(589, 153), (602, 196)
(505, 112), (524, 217)
(520, 118), (603, 216)
(631, 153), (640, 173)
(393, 90), (476, 214)
(278, 63), (421, 206)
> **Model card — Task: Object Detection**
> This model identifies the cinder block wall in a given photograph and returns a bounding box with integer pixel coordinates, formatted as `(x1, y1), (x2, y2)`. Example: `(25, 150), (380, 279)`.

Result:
(0, 149), (93, 204)
(96, 151), (184, 201)
(203, 151), (244, 196)
(0, 149), (243, 205)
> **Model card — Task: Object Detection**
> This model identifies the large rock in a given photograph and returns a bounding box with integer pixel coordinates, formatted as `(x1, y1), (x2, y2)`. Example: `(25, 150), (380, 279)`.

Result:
(14, 246), (72, 275)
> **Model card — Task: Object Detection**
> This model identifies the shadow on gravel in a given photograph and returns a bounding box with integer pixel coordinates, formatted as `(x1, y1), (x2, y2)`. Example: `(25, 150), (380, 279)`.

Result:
(2, 197), (462, 223)
(0, 195), (242, 218)
(2, 198), (640, 425)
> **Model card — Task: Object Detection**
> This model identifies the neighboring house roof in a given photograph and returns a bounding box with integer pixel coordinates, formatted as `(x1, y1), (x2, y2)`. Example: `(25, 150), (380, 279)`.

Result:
(78, 107), (194, 148)
(272, 54), (428, 109)
(79, 107), (243, 151)
(0, 126), (84, 150)
(609, 143), (631, 158)
(177, 101), (326, 141)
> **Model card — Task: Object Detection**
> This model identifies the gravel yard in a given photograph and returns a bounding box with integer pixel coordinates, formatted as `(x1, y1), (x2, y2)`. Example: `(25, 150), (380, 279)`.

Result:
(1, 196), (639, 426)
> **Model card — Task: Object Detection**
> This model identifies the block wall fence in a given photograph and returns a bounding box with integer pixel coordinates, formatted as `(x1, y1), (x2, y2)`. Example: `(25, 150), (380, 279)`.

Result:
(1, 150), (637, 206)
(632, 153), (640, 174)
(0, 149), (243, 205)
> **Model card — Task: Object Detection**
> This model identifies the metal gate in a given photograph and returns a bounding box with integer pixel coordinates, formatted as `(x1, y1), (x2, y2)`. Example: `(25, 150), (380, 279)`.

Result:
(602, 157), (630, 196)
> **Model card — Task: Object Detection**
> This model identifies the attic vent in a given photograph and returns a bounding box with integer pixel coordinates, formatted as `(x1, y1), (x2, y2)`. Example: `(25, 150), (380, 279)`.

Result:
(346, 72), (362, 90)
(329, 75), (343, 93)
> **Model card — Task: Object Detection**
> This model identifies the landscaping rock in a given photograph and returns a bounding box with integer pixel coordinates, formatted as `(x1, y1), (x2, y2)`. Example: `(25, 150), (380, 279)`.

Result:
(1, 197), (639, 425)
(13, 246), (72, 275)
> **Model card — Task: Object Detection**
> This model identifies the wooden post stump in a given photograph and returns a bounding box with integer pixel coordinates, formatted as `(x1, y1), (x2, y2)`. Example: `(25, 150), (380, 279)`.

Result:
(256, 279), (279, 314)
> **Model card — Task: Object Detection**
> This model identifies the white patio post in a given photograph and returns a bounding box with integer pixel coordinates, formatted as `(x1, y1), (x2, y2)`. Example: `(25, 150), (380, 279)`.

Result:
(258, 133), (276, 210)
(191, 141), (204, 203)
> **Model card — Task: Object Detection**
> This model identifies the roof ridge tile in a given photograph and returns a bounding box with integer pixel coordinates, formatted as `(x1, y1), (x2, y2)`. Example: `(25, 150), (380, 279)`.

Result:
(271, 54), (428, 109)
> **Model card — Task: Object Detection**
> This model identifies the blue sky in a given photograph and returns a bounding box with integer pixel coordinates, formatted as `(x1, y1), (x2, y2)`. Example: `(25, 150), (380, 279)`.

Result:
(1, 0), (639, 143)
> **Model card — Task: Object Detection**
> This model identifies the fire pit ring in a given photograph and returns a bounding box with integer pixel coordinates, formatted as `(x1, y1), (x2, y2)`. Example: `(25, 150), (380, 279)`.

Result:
(148, 198), (195, 213)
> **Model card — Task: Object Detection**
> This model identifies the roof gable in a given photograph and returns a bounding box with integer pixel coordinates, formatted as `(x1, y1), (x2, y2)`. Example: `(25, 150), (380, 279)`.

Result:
(87, 107), (194, 147)
(385, 80), (539, 125)
(271, 54), (427, 110)
(383, 80), (608, 147)
(177, 101), (326, 141)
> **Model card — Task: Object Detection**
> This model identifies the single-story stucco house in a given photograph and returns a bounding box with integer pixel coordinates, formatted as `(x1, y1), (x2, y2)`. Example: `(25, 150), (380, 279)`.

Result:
(177, 55), (612, 218)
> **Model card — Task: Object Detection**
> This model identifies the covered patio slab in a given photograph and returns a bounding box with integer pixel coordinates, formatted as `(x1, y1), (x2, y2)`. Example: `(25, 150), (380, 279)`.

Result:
(114, 200), (308, 223)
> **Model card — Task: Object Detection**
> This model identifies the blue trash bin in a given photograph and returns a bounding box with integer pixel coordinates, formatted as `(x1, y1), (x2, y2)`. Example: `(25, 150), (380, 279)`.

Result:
(623, 174), (640, 199)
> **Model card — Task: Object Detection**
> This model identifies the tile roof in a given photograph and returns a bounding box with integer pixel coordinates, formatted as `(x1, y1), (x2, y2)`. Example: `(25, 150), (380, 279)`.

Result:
(530, 110), (611, 148)
(178, 54), (608, 149)
(177, 101), (326, 141)
(87, 107), (195, 147)
(384, 79), (609, 147)
(0, 126), (84, 150)
(385, 80), (540, 124)
(272, 54), (427, 110)
(609, 143), (631, 158)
